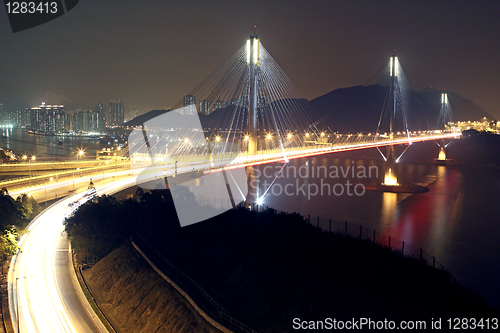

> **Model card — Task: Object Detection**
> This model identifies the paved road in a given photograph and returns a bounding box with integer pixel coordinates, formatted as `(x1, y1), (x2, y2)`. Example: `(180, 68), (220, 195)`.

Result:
(8, 177), (137, 332)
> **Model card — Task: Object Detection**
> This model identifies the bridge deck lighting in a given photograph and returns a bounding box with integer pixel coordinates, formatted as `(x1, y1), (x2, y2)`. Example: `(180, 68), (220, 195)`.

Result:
(244, 135), (249, 140)
(305, 133), (309, 137)
(215, 136), (221, 142)
(31, 156), (36, 161)
(23, 155), (27, 160)
(184, 138), (189, 143)
(321, 132), (325, 137)
(78, 150), (84, 156)
(266, 134), (272, 139)
(287, 133), (292, 138)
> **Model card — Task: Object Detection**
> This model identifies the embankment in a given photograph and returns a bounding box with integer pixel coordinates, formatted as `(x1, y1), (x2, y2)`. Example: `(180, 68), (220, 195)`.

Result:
(83, 242), (221, 333)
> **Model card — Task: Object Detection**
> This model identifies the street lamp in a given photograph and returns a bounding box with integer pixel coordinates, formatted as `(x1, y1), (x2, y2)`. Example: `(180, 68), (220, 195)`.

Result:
(78, 150), (84, 162)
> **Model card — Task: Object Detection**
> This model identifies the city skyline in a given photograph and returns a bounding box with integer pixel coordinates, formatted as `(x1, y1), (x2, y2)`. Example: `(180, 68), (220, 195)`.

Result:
(0, 1), (499, 118)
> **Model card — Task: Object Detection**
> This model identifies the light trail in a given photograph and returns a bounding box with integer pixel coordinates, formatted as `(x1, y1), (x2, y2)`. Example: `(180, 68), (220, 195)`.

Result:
(8, 177), (137, 333)
(204, 132), (461, 174)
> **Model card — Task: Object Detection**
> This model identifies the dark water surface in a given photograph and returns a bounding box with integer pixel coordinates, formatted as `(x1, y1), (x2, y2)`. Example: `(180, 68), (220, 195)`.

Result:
(256, 141), (500, 306)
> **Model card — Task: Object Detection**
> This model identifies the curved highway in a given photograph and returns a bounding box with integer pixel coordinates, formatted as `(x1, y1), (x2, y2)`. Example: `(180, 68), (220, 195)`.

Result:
(8, 177), (137, 333)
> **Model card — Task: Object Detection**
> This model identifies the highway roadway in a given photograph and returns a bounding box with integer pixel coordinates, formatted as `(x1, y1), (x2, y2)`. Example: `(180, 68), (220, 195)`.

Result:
(8, 177), (137, 333)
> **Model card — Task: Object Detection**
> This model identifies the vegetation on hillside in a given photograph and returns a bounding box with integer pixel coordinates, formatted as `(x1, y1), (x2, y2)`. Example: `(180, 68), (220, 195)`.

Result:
(64, 188), (499, 331)
(0, 188), (41, 254)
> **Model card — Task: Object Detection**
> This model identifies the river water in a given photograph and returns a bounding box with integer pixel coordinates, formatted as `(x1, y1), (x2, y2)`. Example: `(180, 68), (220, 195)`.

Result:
(254, 141), (500, 307)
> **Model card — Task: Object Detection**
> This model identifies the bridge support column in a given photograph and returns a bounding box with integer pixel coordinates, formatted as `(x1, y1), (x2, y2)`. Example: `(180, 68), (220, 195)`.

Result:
(246, 34), (260, 206)
(383, 53), (399, 186)
(438, 146), (446, 161)
(384, 145), (398, 186)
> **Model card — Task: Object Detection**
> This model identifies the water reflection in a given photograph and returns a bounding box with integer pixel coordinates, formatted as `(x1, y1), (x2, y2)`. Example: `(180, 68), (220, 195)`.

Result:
(380, 192), (398, 227)
(260, 144), (500, 306)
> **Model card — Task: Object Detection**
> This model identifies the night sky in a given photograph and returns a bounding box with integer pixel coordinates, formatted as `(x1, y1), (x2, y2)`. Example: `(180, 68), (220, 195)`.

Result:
(0, 0), (499, 118)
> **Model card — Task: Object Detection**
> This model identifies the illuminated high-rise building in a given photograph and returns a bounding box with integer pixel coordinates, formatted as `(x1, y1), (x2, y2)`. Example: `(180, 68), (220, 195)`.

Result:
(213, 100), (226, 112)
(183, 95), (196, 114)
(28, 103), (67, 133)
(94, 103), (106, 132)
(199, 99), (210, 115)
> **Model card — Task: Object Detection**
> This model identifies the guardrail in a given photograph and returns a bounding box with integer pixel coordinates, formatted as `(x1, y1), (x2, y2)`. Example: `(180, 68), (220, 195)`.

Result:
(132, 235), (258, 333)
(302, 214), (448, 270)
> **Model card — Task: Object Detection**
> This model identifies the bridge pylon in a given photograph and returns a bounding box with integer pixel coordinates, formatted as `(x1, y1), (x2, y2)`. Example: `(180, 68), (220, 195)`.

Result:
(435, 91), (453, 164)
(246, 32), (260, 206)
(383, 52), (399, 186)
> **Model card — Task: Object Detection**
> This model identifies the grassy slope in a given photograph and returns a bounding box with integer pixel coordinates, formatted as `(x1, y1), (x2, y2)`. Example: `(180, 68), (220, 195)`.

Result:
(142, 209), (498, 332)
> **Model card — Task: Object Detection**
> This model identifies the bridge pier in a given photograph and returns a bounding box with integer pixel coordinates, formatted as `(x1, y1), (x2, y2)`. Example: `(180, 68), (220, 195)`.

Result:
(384, 145), (399, 186)
(438, 146), (446, 161)
(383, 53), (399, 187)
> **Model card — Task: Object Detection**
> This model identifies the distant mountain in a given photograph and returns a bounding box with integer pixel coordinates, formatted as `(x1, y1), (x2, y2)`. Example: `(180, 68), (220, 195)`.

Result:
(124, 109), (170, 127)
(309, 85), (494, 133)
(418, 88), (493, 122)
(124, 86), (493, 134)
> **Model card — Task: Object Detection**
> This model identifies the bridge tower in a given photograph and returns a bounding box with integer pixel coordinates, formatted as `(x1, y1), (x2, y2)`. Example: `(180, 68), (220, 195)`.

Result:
(247, 33), (260, 156)
(437, 91), (448, 161)
(246, 31), (260, 206)
(384, 52), (399, 186)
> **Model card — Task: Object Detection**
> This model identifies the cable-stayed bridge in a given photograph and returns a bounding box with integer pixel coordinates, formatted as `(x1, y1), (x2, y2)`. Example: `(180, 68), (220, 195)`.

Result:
(125, 35), (459, 206)
(5, 35), (462, 333)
